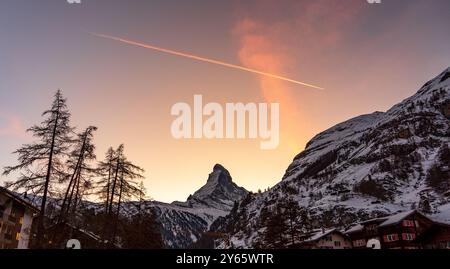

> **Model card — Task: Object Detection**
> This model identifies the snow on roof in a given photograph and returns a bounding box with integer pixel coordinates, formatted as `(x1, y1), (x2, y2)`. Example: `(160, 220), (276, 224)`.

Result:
(360, 216), (388, 224)
(345, 210), (427, 233)
(345, 224), (364, 234)
(0, 186), (40, 212)
(345, 216), (388, 234)
(63, 223), (101, 242)
(379, 210), (418, 227)
(305, 228), (339, 242)
(78, 228), (101, 241)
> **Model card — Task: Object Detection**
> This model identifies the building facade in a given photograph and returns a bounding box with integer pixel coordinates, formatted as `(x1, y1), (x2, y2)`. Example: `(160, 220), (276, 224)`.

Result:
(419, 222), (450, 249)
(45, 222), (102, 249)
(296, 229), (352, 249)
(0, 187), (39, 249)
(345, 210), (436, 249)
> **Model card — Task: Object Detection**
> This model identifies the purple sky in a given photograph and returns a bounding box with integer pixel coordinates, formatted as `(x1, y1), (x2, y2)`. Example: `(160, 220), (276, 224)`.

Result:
(1, 0), (449, 202)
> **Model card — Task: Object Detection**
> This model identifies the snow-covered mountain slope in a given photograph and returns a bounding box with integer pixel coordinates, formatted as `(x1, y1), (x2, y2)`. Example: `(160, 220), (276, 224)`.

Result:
(146, 164), (248, 248)
(212, 67), (450, 248)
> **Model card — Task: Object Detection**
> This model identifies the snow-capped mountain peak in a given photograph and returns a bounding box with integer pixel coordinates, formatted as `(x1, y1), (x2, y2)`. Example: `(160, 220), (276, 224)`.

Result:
(191, 164), (235, 199)
(148, 164), (248, 248)
(178, 164), (248, 211)
(212, 67), (450, 248)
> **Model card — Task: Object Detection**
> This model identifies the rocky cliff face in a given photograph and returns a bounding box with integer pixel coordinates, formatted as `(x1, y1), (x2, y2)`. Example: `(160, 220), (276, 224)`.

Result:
(176, 164), (248, 211)
(146, 164), (248, 248)
(212, 67), (450, 248)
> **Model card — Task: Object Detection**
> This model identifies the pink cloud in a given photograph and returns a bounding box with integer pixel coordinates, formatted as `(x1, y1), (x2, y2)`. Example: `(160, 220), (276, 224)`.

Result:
(0, 113), (26, 138)
(232, 0), (365, 93)
(232, 0), (365, 151)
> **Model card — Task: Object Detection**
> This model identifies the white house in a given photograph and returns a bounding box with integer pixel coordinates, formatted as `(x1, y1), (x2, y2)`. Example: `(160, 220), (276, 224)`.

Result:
(297, 228), (353, 249)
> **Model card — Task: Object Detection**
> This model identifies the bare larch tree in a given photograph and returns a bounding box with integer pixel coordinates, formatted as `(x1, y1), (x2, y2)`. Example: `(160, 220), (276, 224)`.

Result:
(3, 90), (73, 247)
(58, 126), (98, 224)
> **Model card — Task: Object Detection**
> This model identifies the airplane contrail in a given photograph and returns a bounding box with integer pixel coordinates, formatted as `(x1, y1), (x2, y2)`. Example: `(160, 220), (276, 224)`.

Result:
(90, 33), (324, 90)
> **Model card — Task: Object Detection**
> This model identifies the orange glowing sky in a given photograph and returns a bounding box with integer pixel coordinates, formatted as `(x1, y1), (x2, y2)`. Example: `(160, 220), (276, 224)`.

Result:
(1, 0), (450, 202)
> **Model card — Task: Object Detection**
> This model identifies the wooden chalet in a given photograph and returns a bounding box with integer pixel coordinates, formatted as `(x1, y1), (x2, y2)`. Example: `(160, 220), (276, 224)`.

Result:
(345, 210), (435, 249)
(292, 228), (352, 249)
(45, 221), (102, 249)
(418, 222), (450, 249)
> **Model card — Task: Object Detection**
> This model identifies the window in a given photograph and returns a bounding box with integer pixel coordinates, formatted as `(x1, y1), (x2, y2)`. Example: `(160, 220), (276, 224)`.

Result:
(8, 214), (17, 223)
(384, 234), (399, 242)
(10, 208), (16, 217)
(403, 220), (415, 227)
(353, 239), (366, 247)
(334, 241), (341, 247)
(4, 233), (13, 241)
(402, 233), (416, 241)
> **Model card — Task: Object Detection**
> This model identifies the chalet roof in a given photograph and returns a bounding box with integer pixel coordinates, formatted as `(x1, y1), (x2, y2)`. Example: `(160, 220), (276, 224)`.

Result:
(378, 210), (422, 227)
(0, 186), (40, 213)
(360, 217), (388, 224)
(345, 217), (388, 234)
(48, 222), (101, 242)
(304, 228), (347, 242)
(345, 210), (429, 234)
(345, 224), (364, 234)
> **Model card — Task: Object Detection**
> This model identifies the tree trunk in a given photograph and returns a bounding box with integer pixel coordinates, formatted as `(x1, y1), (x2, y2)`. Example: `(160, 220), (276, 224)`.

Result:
(111, 173), (124, 247)
(58, 132), (87, 222)
(108, 158), (120, 215)
(59, 134), (87, 223)
(105, 161), (112, 213)
(116, 176), (124, 219)
(103, 158), (120, 244)
(71, 168), (82, 217)
(66, 172), (78, 216)
(36, 102), (60, 248)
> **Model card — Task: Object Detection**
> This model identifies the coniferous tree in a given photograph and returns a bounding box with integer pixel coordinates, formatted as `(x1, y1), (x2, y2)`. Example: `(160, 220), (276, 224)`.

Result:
(263, 204), (288, 249)
(283, 199), (302, 246)
(112, 145), (145, 217)
(103, 144), (145, 246)
(122, 209), (164, 249)
(59, 126), (98, 223)
(97, 147), (116, 214)
(3, 90), (73, 247)
(122, 182), (164, 249)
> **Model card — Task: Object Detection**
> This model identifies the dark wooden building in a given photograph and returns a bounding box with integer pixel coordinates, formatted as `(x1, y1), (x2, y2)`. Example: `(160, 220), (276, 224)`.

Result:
(45, 222), (102, 249)
(418, 222), (450, 249)
(345, 210), (434, 249)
